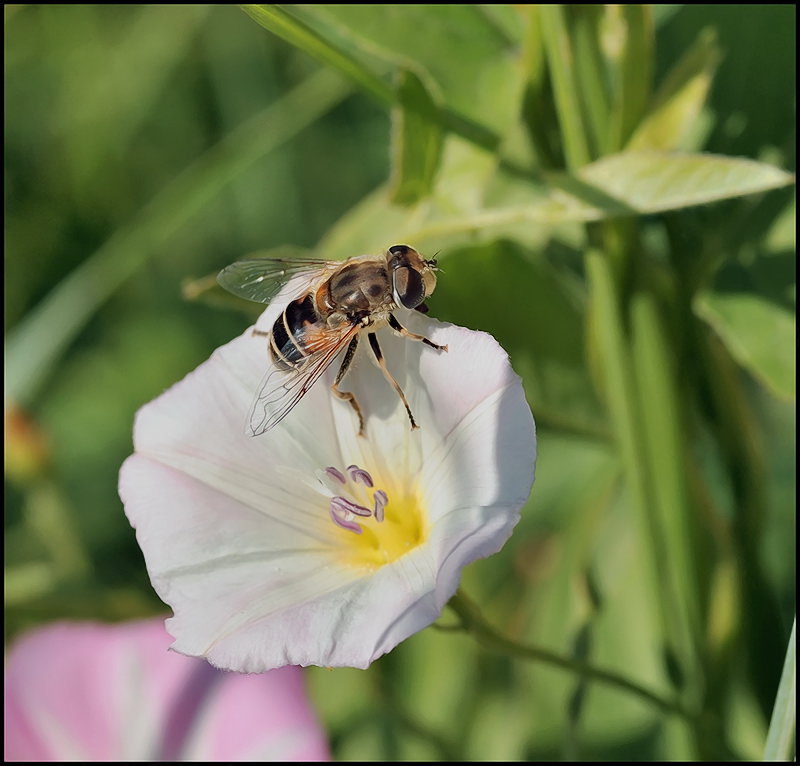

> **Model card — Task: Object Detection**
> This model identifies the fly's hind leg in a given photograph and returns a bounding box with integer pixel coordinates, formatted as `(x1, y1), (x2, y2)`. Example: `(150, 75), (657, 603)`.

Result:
(368, 332), (418, 431)
(332, 335), (365, 436)
(388, 314), (448, 352)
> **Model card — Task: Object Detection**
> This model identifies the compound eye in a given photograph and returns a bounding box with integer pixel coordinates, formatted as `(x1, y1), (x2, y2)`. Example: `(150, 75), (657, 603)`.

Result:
(388, 244), (410, 257)
(392, 265), (425, 309)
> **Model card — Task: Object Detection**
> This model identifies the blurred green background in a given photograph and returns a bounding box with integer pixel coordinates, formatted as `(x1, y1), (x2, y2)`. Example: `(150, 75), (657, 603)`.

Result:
(4, 4), (795, 761)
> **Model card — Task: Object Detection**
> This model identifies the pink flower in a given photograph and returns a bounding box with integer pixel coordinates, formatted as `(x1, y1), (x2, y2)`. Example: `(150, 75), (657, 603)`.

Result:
(4, 619), (330, 762)
(119, 303), (536, 673)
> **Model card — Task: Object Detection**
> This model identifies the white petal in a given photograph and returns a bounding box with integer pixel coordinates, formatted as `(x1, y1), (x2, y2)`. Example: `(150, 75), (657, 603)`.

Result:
(120, 302), (536, 672)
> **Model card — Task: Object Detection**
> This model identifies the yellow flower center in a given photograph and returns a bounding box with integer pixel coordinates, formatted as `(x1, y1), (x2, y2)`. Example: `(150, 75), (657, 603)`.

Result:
(325, 464), (427, 571)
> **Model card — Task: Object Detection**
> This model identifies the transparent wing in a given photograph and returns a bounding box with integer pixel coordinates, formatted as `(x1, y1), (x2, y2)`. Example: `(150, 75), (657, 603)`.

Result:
(217, 257), (339, 305)
(248, 323), (360, 436)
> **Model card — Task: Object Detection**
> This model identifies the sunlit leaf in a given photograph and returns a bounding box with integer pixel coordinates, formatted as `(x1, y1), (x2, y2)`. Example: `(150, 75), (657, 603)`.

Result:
(764, 618), (796, 761)
(696, 292), (796, 401)
(627, 28), (720, 151)
(289, 4), (526, 136)
(575, 151), (794, 211)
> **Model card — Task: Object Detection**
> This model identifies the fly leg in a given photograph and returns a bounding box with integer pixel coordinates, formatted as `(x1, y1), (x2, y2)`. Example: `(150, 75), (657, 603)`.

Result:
(388, 314), (448, 352)
(367, 332), (418, 431)
(331, 335), (365, 436)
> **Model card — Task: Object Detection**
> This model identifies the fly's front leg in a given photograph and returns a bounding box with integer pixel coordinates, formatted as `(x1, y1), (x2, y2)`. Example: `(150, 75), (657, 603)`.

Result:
(332, 335), (365, 436)
(388, 314), (448, 352)
(368, 332), (418, 431)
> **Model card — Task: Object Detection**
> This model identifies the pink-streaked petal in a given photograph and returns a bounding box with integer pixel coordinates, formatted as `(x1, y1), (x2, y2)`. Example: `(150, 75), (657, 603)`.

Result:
(3, 619), (330, 762)
(180, 666), (330, 761)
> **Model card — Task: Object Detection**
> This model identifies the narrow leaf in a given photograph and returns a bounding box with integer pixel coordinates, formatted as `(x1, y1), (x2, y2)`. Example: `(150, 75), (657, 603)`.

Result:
(239, 4), (393, 106)
(540, 5), (591, 169)
(605, 5), (654, 151)
(576, 152), (795, 212)
(764, 618), (796, 761)
(389, 69), (444, 205)
(695, 292), (796, 401)
(627, 28), (721, 151)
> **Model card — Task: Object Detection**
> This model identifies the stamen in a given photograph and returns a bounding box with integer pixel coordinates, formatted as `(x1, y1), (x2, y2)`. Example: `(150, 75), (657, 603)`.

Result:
(324, 464), (391, 535)
(329, 504), (363, 534)
(347, 465), (374, 487)
(330, 496), (372, 518)
(325, 466), (347, 484)
(373, 490), (388, 523)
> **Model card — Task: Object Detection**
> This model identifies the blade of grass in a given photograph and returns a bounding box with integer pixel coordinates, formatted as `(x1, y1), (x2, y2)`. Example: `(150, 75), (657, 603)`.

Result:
(6, 67), (353, 406)
(631, 292), (704, 695)
(764, 618), (796, 761)
(605, 5), (653, 151)
(241, 4), (503, 156)
(539, 5), (591, 169)
(240, 4), (393, 106)
(570, 5), (611, 157)
(585, 252), (697, 709)
(627, 28), (720, 152)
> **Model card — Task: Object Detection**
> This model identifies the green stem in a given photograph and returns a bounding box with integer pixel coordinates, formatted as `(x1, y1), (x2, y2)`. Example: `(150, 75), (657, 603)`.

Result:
(447, 590), (696, 722)
(539, 5), (591, 169)
(448, 590), (740, 758)
(447, 589), (691, 720)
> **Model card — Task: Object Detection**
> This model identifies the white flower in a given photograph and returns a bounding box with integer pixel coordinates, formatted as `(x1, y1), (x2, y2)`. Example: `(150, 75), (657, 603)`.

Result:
(119, 301), (536, 673)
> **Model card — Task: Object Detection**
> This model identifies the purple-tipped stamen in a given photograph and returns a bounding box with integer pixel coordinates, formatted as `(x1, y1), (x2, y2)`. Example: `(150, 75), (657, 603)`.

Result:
(325, 464), (390, 534)
(325, 466), (347, 484)
(347, 465), (374, 487)
(330, 495), (372, 518)
(329, 504), (363, 534)
(373, 490), (388, 523)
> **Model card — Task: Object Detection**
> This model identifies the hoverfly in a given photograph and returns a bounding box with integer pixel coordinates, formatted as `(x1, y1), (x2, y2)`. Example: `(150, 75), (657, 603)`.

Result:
(217, 244), (447, 436)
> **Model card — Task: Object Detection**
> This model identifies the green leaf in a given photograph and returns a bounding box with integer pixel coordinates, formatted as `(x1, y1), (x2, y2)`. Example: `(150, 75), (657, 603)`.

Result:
(764, 618), (796, 761)
(576, 151), (794, 212)
(539, 5), (591, 169)
(695, 292), (796, 401)
(627, 28), (721, 151)
(605, 5), (654, 151)
(239, 5), (393, 106)
(288, 4), (526, 138)
(389, 69), (444, 205)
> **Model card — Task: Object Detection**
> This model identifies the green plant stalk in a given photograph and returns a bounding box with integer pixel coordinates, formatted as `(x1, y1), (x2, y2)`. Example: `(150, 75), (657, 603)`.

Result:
(699, 330), (788, 718)
(519, 5), (558, 168)
(448, 589), (691, 720)
(241, 4), (502, 156)
(539, 4), (591, 169)
(585, 251), (699, 709)
(630, 293), (705, 694)
(241, 5), (393, 106)
(606, 5), (653, 151)
(6, 68), (353, 406)
(570, 5), (610, 158)
(763, 618), (796, 761)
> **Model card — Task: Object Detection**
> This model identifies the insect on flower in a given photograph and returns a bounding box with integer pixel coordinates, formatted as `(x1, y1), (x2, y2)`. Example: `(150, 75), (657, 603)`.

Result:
(217, 245), (448, 436)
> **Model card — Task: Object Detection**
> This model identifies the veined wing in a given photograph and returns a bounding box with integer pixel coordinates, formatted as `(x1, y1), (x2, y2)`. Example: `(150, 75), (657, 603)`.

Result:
(217, 257), (339, 305)
(248, 322), (360, 436)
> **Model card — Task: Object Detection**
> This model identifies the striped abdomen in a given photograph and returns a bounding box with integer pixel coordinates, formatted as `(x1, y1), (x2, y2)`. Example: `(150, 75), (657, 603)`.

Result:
(269, 294), (322, 370)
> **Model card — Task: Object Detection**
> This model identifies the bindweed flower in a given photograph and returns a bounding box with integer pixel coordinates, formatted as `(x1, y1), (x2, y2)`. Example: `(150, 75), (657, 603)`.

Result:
(119, 304), (536, 673)
(3, 618), (330, 762)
